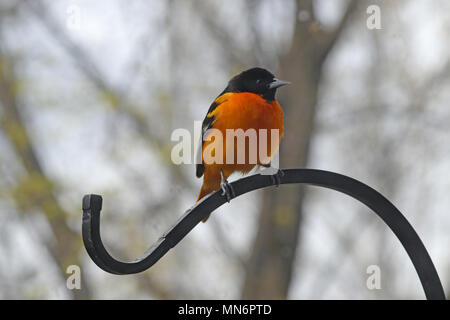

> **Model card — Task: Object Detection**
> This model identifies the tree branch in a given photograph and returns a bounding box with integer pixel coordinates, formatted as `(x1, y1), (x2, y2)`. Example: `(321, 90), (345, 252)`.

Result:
(0, 50), (91, 299)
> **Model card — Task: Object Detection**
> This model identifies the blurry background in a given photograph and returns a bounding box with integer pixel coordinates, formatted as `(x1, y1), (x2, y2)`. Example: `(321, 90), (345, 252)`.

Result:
(0, 0), (449, 299)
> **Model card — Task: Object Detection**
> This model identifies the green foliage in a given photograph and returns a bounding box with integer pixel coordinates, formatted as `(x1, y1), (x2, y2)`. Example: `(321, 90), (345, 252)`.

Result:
(12, 172), (54, 213)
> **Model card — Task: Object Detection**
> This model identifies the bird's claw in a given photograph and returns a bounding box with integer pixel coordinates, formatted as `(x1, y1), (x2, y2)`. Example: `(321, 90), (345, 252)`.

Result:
(271, 169), (285, 187)
(220, 171), (235, 202)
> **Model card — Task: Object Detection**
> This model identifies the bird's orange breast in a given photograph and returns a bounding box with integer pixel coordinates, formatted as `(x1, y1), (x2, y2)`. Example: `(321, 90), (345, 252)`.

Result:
(203, 92), (284, 174)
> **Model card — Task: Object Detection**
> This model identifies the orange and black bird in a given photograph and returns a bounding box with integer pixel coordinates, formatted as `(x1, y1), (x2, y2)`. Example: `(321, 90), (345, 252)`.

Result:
(196, 68), (289, 221)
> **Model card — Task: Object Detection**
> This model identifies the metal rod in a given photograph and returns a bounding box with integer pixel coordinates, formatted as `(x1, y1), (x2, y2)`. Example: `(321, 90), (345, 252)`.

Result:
(82, 168), (446, 300)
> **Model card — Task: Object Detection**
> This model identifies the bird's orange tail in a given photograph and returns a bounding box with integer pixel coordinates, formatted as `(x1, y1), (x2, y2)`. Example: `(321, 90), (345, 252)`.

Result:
(196, 181), (220, 222)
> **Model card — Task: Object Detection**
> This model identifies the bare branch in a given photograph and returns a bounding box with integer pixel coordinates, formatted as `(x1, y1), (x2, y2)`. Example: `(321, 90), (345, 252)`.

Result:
(0, 50), (91, 299)
(315, 0), (358, 63)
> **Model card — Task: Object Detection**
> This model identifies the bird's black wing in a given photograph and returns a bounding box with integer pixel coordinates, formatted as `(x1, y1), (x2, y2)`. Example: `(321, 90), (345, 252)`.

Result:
(196, 89), (229, 178)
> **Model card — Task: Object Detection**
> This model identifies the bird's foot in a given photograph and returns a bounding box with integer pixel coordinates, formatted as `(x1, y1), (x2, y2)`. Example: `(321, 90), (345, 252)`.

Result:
(271, 169), (285, 187)
(220, 170), (235, 202)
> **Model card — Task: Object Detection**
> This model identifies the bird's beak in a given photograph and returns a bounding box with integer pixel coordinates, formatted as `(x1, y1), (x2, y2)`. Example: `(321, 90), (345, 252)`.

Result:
(269, 78), (290, 89)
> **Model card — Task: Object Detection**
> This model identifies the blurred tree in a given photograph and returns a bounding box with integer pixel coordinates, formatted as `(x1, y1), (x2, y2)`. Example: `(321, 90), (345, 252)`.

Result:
(0, 49), (91, 299)
(242, 0), (357, 299)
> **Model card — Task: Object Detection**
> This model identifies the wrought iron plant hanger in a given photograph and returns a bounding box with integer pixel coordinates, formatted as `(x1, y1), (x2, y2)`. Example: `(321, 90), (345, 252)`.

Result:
(82, 168), (446, 300)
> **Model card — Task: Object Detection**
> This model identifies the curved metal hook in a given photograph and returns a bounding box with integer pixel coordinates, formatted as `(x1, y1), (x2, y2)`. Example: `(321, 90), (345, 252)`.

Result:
(82, 168), (445, 300)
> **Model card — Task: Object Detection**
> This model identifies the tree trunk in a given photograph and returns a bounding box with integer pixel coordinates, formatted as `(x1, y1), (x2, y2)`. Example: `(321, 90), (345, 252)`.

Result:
(242, 0), (357, 299)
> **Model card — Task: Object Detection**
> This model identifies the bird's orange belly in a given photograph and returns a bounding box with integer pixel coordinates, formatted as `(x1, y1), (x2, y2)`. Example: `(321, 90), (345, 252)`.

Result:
(203, 92), (284, 177)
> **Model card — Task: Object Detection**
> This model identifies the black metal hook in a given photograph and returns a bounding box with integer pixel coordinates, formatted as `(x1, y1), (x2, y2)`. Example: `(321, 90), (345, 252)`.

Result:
(82, 168), (446, 300)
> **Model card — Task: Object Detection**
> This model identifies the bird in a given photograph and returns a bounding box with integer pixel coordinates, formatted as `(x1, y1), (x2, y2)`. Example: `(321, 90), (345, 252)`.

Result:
(196, 67), (289, 222)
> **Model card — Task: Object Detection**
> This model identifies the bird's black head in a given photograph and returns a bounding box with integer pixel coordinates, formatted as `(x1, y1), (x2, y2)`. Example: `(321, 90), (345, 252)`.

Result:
(225, 67), (290, 102)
